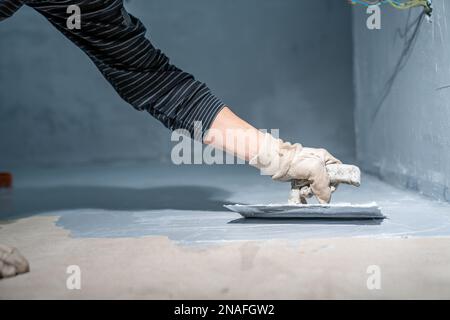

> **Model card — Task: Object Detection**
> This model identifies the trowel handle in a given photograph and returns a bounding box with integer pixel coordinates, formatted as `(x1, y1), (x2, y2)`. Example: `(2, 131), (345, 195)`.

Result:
(326, 164), (361, 187)
(291, 164), (361, 189)
(289, 164), (361, 204)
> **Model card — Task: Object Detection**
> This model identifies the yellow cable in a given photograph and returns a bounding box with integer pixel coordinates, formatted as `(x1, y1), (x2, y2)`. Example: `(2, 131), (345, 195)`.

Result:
(387, 0), (429, 10)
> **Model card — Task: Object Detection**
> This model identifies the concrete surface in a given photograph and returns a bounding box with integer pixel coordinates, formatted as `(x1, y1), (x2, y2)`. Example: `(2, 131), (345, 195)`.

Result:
(1, 164), (450, 299)
(0, 0), (355, 168)
(2, 0), (450, 299)
(0, 163), (450, 244)
(2, 217), (450, 299)
(353, 1), (450, 201)
(1, 164), (450, 243)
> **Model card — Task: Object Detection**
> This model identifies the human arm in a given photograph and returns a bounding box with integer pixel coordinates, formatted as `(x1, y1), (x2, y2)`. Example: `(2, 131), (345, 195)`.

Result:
(205, 107), (342, 203)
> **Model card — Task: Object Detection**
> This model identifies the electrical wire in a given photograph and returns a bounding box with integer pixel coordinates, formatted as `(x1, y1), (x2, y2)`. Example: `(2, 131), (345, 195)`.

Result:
(349, 0), (432, 16)
(387, 0), (428, 10)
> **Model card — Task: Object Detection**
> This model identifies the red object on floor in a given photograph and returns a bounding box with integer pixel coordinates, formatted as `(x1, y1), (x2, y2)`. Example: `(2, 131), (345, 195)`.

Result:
(0, 172), (13, 188)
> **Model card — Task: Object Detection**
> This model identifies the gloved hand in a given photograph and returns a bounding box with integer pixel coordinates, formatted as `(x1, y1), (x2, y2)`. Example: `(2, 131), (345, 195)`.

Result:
(249, 133), (341, 203)
(0, 245), (30, 279)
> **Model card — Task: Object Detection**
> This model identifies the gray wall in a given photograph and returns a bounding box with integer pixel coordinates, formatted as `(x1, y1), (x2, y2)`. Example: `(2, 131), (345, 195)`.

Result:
(353, 1), (450, 201)
(0, 0), (355, 168)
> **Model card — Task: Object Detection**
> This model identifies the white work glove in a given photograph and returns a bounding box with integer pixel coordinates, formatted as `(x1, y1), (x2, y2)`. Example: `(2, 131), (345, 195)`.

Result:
(249, 133), (341, 203)
(0, 245), (30, 279)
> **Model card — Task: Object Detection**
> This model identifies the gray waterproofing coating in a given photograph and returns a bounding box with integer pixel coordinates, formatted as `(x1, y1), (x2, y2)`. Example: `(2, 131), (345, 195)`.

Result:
(2, 164), (450, 244)
(225, 203), (384, 219)
(353, 2), (450, 201)
(3, 1), (447, 204)
(0, 1), (355, 167)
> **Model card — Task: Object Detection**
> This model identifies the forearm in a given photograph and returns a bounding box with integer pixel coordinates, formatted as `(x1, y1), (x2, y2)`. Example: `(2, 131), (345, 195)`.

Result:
(204, 107), (266, 162)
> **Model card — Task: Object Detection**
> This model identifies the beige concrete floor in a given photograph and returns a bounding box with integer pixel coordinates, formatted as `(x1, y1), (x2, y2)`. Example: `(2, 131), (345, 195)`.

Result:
(2, 164), (450, 299)
(1, 215), (450, 299)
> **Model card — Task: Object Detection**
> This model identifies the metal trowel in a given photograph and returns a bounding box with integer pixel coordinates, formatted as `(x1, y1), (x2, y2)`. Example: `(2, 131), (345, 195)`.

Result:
(224, 164), (384, 219)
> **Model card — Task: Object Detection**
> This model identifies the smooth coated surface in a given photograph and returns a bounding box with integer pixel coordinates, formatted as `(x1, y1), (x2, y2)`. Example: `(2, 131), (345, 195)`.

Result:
(1, 163), (450, 299)
(1, 164), (449, 245)
(0, 0), (355, 168)
(353, 2), (450, 201)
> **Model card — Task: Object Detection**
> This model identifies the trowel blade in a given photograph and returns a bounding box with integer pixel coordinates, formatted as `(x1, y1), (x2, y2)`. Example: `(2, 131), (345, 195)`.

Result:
(224, 203), (384, 219)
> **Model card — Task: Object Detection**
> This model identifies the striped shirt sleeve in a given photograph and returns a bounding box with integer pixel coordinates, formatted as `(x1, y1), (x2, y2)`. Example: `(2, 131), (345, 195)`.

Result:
(25, 0), (226, 141)
(0, 0), (24, 21)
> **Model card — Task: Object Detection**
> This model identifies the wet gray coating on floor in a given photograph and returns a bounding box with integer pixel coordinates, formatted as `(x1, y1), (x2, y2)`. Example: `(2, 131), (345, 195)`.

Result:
(1, 164), (449, 245)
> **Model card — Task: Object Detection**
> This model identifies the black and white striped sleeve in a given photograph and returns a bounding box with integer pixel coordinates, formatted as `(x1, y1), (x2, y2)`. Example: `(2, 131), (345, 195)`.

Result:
(0, 0), (24, 21)
(27, 0), (226, 141)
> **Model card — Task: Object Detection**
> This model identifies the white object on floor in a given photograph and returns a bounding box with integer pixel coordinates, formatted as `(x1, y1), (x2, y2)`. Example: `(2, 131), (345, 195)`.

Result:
(0, 245), (30, 279)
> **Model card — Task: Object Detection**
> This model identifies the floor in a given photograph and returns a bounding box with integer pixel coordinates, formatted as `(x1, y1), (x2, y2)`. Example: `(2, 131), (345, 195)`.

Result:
(1, 163), (450, 299)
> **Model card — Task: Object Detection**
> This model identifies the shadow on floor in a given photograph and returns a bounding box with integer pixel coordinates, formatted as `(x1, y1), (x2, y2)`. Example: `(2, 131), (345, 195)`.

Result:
(228, 218), (383, 225)
(0, 185), (231, 220)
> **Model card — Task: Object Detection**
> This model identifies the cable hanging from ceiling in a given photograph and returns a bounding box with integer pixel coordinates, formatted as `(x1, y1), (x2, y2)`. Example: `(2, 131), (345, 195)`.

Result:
(350, 0), (433, 16)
